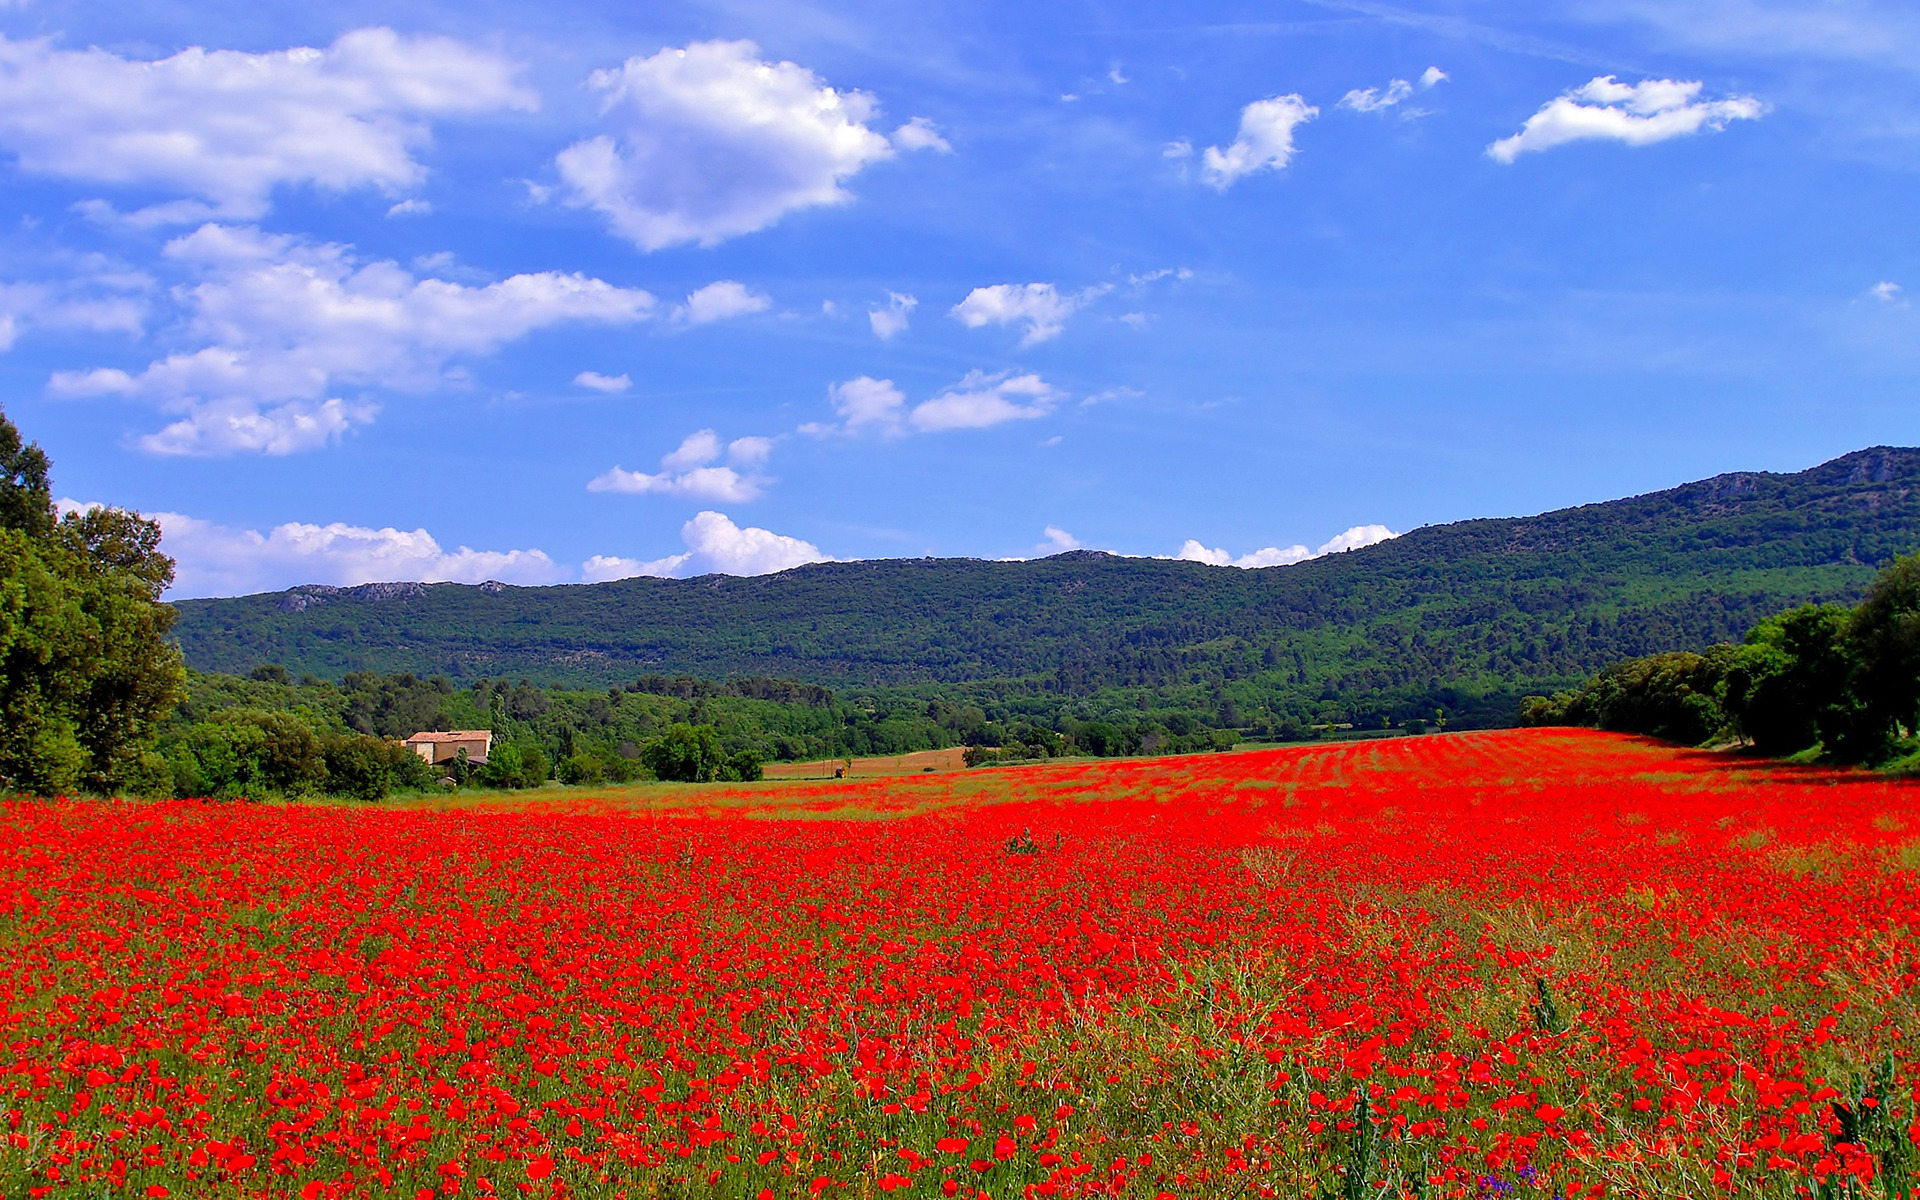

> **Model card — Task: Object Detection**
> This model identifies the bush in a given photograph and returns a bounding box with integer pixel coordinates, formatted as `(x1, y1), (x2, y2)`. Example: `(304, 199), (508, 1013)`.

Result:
(476, 741), (549, 789)
(322, 733), (434, 801)
(719, 749), (763, 782)
(558, 753), (605, 786)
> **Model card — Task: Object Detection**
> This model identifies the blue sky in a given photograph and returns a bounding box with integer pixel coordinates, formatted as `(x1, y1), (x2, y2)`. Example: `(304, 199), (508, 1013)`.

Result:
(2, 0), (1918, 596)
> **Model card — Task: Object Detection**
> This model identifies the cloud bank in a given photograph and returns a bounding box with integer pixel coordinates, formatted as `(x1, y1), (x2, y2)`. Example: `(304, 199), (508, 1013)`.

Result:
(0, 28), (533, 221)
(50, 223), (655, 455)
(137, 507), (563, 598)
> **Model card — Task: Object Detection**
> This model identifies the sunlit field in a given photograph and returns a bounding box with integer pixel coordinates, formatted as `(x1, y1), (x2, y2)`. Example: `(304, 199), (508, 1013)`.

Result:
(3, 729), (1917, 1198)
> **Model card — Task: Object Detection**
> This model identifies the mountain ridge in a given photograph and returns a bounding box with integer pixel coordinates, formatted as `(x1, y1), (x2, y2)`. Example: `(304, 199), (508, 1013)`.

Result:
(169, 446), (1920, 726)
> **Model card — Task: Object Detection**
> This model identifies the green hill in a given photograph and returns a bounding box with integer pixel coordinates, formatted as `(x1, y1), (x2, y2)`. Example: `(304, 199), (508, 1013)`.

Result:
(169, 447), (1920, 730)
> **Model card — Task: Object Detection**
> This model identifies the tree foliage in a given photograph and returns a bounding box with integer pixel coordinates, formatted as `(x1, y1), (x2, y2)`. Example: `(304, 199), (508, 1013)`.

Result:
(1525, 550), (1920, 766)
(0, 406), (185, 795)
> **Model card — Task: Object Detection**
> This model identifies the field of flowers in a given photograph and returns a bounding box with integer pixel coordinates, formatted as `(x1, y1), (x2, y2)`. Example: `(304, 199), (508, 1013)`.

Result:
(1, 728), (1916, 1198)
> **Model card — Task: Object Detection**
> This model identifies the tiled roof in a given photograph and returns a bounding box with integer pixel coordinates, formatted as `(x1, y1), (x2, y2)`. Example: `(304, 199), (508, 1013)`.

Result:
(403, 730), (493, 743)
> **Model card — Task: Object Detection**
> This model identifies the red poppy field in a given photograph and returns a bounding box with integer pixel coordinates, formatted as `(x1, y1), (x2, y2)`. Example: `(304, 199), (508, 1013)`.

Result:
(3, 728), (1918, 1198)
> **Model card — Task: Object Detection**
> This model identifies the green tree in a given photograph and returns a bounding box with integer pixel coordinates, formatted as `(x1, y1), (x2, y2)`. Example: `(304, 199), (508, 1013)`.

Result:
(1719, 605), (1854, 756)
(642, 723), (725, 782)
(1847, 552), (1920, 745)
(0, 406), (184, 795)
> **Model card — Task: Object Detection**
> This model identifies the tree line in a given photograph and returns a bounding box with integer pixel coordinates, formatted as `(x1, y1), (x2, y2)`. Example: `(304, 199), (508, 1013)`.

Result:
(1523, 551), (1920, 766)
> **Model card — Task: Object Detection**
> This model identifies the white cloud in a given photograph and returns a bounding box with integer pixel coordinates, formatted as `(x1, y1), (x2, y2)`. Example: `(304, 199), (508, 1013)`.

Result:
(1177, 539), (1311, 568)
(1163, 139), (1193, 159)
(386, 199), (432, 217)
(1340, 68), (1444, 114)
(1341, 79), (1414, 113)
(0, 266), (151, 352)
(727, 435), (773, 466)
(810, 370), (1065, 437)
(673, 280), (771, 325)
(1871, 281), (1903, 303)
(0, 28), (533, 220)
(814, 375), (907, 436)
(1177, 524), (1398, 569)
(575, 370), (632, 392)
(869, 291), (917, 339)
(891, 116), (951, 153)
(1316, 523), (1397, 555)
(1201, 94), (1319, 189)
(51, 223), (655, 455)
(585, 510), (830, 580)
(133, 507), (562, 598)
(555, 40), (897, 251)
(1487, 76), (1762, 163)
(139, 397), (378, 457)
(908, 369), (1061, 432)
(587, 428), (770, 501)
(1036, 525), (1081, 554)
(951, 282), (1106, 345)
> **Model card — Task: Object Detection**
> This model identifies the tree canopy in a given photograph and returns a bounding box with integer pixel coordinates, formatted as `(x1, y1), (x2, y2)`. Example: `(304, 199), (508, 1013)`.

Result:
(0, 406), (185, 795)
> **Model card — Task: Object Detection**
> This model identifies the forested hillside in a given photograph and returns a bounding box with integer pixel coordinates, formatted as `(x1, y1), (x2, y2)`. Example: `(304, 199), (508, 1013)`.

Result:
(170, 447), (1920, 731)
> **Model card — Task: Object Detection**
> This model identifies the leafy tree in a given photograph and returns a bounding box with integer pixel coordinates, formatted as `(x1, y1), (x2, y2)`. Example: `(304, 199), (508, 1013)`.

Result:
(1719, 605), (1853, 756)
(0, 409), (53, 540)
(719, 748), (763, 782)
(322, 733), (435, 801)
(0, 406), (184, 795)
(169, 709), (326, 798)
(1524, 649), (1731, 746)
(642, 723), (725, 782)
(1847, 552), (1920, 742)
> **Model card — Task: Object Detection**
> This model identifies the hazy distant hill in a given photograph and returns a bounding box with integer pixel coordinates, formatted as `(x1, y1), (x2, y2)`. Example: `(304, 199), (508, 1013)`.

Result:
(170, 447), (1920, 726)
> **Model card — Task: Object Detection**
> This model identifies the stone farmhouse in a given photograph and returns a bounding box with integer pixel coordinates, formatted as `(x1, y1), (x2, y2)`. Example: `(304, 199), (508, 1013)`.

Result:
(403, 730), (493, 766)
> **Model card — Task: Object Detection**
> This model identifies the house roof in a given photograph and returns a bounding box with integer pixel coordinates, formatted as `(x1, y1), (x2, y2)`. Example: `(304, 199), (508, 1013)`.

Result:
(404, 730), (493, 743)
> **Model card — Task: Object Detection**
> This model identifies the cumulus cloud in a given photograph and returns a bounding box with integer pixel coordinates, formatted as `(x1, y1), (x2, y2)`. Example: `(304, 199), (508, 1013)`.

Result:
(555, 40), (910, 251)
(808, 370), (1065, 437)
(951, 282), (1107, 345)
(121, 506), (563, 598)
(1340, 66), (1447, 113)
(138, 397), (378, 457)
(672, 280), (771, 325)
(812, 375), (908, 437)
(909, 370), (1061, 432)
(891, 116), (951, 153)
(1487, 76), (1762, 162)
(50, 223), (656, 455)
(869, 291), (917, 339)
(0, 28), (533, 220)
(1036, 525), (1081, 554)
(1871, 281), (1903, 303)
(582, 510), (830, 581)
(1201, 94), (1319, 189)
(1177, 524), (1398, 569)
(575, 370), (632, 392)
(587, 428), (771, 501)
